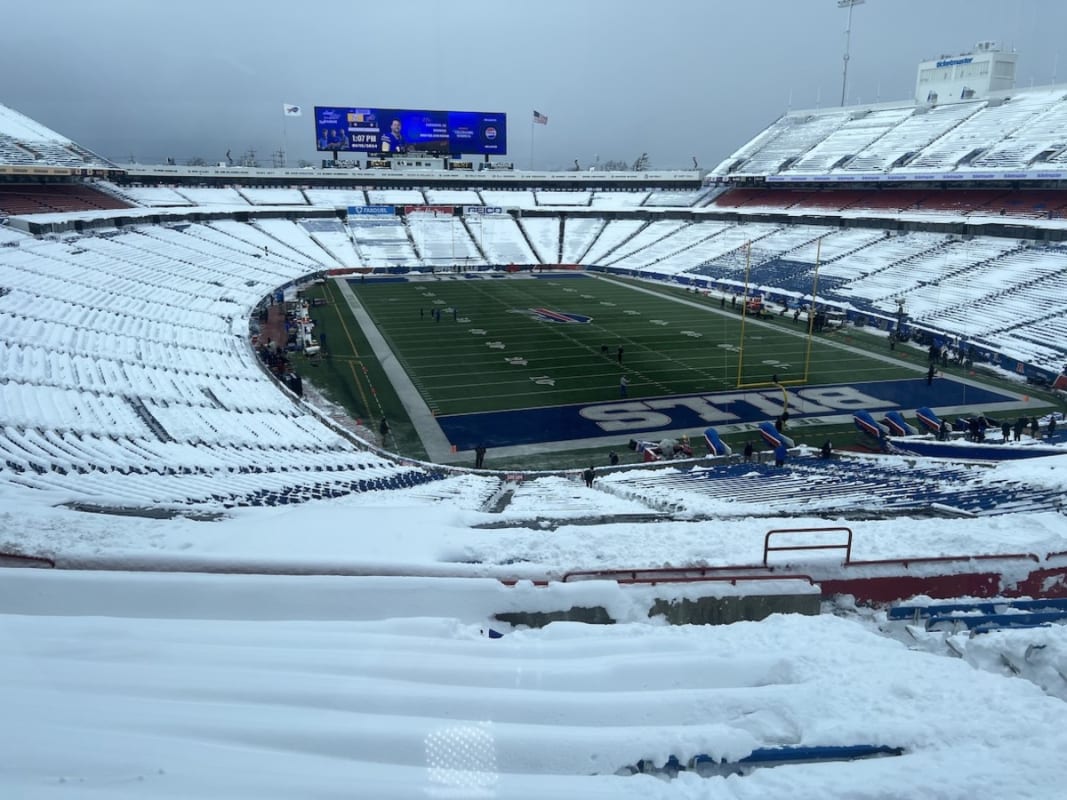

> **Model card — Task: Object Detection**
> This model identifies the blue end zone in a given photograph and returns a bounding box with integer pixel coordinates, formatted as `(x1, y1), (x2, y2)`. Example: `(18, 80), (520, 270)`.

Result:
(436, 378), (1019, 450)
(532, 273), (589, 279)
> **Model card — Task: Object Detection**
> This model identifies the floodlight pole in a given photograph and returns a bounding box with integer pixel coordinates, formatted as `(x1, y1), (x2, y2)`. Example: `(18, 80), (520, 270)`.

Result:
(735, 242), (752, 388)
(802, 237), (823, 383)
(838, 0), (865, 107)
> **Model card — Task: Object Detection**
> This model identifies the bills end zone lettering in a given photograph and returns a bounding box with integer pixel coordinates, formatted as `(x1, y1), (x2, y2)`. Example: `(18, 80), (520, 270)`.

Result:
(434, 379), (1020, 450)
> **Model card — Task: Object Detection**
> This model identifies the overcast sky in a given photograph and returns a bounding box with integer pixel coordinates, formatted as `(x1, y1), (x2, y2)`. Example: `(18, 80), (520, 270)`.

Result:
(3, 0), (1066, 170)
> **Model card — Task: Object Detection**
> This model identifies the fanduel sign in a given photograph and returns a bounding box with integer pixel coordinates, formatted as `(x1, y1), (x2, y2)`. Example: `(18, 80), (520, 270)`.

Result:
(348, 205), (395, 216)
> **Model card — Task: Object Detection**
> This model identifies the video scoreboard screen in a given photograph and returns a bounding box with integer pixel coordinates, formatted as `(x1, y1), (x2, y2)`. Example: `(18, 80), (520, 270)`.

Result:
(315, 107), (507, 155)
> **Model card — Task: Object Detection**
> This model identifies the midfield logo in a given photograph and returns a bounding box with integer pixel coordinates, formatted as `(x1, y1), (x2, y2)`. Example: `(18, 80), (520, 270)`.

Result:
(525, 308), (592, 324)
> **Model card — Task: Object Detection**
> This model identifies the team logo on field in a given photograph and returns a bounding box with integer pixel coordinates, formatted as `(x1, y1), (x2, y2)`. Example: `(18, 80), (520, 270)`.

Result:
(524, 307), (592, 324)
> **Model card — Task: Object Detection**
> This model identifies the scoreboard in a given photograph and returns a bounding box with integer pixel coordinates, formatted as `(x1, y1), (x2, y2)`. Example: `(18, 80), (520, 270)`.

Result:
(315, 107), (507, 155)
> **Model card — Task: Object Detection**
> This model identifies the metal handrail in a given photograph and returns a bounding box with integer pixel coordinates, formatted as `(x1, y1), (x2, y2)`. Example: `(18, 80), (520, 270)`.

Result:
(763, 526), (853, 566)
(561, 566), (814, 587)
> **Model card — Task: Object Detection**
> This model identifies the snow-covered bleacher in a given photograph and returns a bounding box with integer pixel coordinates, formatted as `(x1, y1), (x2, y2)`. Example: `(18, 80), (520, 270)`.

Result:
(407, 210), (484, 266)
(624, 221), (734, 276)
(600, 220), (690, 267)
(424, 189), (482, 206)
(366, 189), (425, 206)
(105, 184), (193, 207)
(786, 228), (888, 264)
(832, 237), (1019, 309)
(520, 217), (561, 263)
(842, 102), (980, 174)
(784, 108), (915, 174)
(252, 219), (343, 267)
(901, 90), (1065, 173)
(720, 108), (853, 177)
(561, 217), (605, 263)
(603, 455), (1064, 517)
(814, 231), (947, 286)
(237, 187), (308, 206)
(0, 225), (29, 244)
(205, 219), (329, 270)
(174, 187), (249, 206)
(304, 188), (366, 208)
(535, 190), (591, 207)
(0, 223), (445, 507)
(300, 219), (362, 267)
(591, 190), (650, 209)
(478, 190), (538, 210)
(467, 215), (537, 265)
(714, 86), (1067, 179)
(643, 190), (708, 207)
(581, 220), (647, 265)
(686, 223), (783, 276)
(0, 101), (115, 170)
(348, 216), (418, 265)
(968, 94), (1067, 170)
(651, 221), (1067, 369)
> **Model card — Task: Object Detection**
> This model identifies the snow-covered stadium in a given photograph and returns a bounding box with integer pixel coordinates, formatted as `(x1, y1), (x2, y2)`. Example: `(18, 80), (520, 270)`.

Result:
(4, 63), (1067, 797)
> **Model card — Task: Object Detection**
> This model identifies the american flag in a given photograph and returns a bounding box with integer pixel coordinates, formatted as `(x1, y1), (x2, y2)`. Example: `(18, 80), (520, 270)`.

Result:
(533, 110), (548, 125)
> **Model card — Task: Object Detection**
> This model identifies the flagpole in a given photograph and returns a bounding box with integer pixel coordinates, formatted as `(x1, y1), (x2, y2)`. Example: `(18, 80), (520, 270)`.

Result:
(529, 117), (535, 170)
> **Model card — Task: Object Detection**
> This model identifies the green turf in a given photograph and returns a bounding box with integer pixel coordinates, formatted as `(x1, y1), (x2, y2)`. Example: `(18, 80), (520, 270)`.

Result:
(293, 273), (1062, 468)
(288, 282), (428, 459)
(348, 274), (920, 416)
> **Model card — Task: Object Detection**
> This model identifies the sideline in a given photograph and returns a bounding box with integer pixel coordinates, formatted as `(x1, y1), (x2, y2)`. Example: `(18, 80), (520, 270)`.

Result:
(333, 277), (455, 461)
(590, 273), (1027, 399)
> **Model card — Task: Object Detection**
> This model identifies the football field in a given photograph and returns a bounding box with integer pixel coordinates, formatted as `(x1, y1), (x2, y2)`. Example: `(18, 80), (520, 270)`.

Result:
(315, 272), (1023, 462)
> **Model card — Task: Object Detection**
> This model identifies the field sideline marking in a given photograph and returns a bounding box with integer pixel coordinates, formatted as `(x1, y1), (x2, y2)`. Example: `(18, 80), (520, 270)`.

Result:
(590, 273), (1023, 399)
(323, 280), (374, 416)
(334, 278), (455, 460)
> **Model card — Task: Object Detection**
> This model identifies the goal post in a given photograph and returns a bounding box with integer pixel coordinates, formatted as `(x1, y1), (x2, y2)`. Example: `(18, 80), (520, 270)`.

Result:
(733, 237), (824, 389)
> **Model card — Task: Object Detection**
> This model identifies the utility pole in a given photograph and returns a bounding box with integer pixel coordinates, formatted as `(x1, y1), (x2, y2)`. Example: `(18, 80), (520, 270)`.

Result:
(838, 0), (866, 106)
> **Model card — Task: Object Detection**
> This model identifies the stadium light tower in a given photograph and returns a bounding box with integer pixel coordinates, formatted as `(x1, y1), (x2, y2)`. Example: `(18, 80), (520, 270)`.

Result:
(838, 0), (866, 106)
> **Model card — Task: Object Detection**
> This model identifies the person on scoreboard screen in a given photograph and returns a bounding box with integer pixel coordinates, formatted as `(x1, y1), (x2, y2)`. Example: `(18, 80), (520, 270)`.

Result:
(329, 129), (347, 150)
(381, 119), (406, 153)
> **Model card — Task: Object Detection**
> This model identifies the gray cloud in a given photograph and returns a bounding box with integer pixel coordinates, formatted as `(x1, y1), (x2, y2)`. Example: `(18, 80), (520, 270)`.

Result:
(3, 0), (1065, 169)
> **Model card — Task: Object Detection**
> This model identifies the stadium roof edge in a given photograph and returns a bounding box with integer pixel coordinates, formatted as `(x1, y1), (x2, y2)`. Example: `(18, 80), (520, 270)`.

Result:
(117, 164), (703, 187)
(0, 100), (118, 171)
(780, 79), (1067, 120)
(0, 101), (74, 143)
